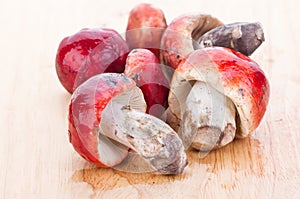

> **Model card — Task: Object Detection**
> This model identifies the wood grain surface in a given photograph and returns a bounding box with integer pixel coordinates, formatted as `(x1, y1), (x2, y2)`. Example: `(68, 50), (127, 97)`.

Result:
(1, 0), (300, 198)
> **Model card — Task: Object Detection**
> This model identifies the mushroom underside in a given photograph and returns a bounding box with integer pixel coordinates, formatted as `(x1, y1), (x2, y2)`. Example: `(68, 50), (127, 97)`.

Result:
(94, 86), (146, 167)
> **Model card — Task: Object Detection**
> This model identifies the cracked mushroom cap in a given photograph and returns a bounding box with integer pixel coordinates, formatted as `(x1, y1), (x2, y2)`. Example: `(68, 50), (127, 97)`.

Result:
(69, 73), (146, 167)
(168, 47), (270, 138)
(160, 13), (223, 70)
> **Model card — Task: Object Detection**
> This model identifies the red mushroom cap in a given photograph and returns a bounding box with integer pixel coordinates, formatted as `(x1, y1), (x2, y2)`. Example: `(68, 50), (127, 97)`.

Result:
(126, 3), (167, 58)
(56, 28), (128, 93)
(124, 49), (169, 117)
(69, 73), (145, 167)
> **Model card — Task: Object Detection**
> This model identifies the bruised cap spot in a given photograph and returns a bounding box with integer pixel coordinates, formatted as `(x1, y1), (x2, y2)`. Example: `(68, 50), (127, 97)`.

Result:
(131, 49), (138, 54)
(106, 79), (117, 87)
(238, 88), (245, 96)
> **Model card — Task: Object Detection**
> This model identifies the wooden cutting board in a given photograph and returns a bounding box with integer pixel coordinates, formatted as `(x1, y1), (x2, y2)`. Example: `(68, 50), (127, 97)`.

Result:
(1, 0), (300, 198)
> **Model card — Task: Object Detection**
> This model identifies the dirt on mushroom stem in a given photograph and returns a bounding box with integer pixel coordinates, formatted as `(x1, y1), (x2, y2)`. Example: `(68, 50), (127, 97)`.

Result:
(179, 81), (236, 151)
(197, 22), (265, 56)
(99, 102), (188, 174)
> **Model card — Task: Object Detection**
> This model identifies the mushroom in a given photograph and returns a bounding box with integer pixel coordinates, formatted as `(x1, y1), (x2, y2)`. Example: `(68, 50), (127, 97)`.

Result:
(160, 13), (223, 81)
(56, 28), (128, 93)
(168, 47), (270, 151)
(69, 73), (187, 174)
(126, 3), (167, 58)
(124, 49), (169, 118)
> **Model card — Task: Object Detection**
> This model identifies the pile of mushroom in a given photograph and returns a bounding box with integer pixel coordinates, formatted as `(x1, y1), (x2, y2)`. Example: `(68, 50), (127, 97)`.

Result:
(56, 3), (270, 175)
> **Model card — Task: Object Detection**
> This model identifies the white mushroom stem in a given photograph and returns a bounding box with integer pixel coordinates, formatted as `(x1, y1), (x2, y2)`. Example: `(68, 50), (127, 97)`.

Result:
(179, 81), (236, 151)
(99, 102), (188, 174)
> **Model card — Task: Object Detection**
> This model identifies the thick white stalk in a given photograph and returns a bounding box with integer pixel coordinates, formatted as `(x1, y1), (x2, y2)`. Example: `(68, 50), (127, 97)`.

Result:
(179, 81), (236, 151)
(99, 102), (188, 174)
